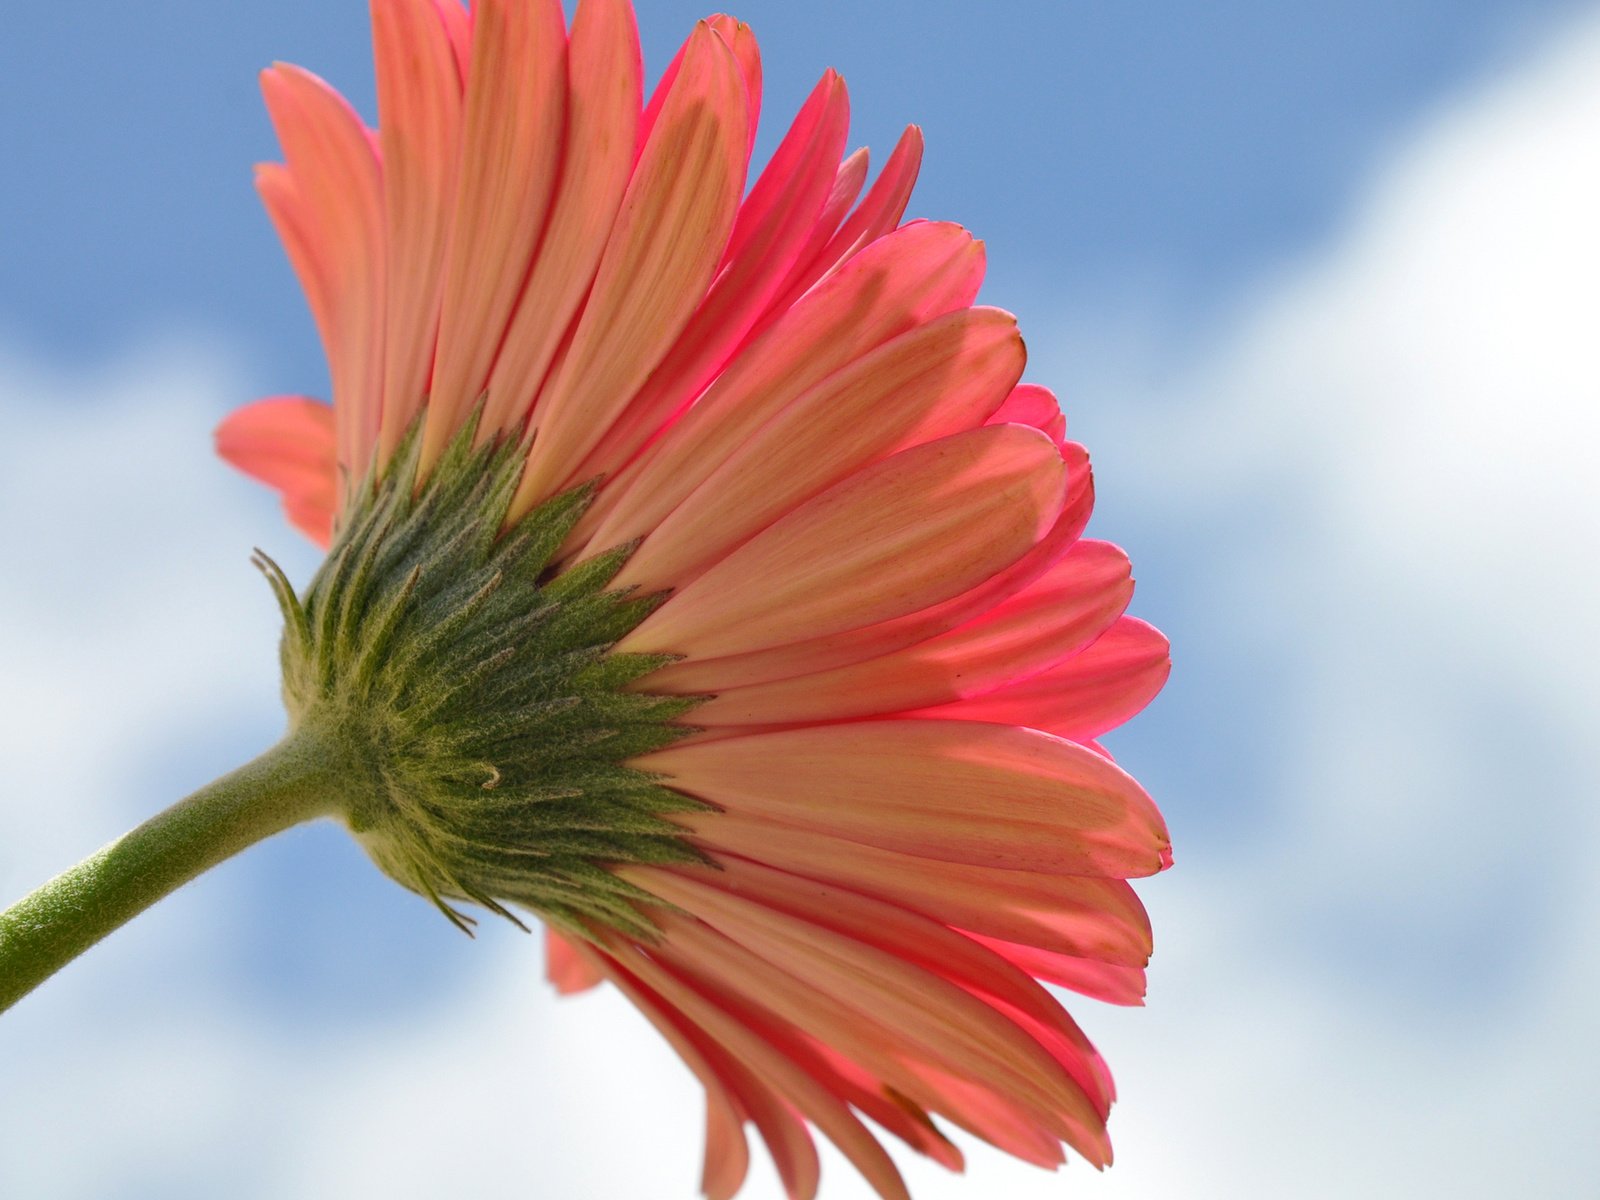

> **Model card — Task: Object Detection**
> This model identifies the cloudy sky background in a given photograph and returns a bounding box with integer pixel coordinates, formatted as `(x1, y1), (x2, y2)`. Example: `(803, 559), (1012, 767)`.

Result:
(2, 3), (1596, 1197)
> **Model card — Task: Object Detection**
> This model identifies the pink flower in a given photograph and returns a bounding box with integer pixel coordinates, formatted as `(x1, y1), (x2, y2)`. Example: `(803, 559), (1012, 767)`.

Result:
(217, 3), (1171, 1196)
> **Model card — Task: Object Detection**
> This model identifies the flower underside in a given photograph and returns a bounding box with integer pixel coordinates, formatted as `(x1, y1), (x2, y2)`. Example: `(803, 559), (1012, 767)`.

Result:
(257, 411), (708, 940)
(205, 4), (1178, 1193)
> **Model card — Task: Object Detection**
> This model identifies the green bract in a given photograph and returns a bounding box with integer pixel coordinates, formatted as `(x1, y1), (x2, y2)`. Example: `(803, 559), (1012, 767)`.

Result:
(255, 415), (708, 941)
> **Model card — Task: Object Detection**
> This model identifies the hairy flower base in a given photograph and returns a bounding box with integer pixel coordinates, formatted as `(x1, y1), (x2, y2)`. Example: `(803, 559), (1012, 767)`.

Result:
(259, 413), (708, 939)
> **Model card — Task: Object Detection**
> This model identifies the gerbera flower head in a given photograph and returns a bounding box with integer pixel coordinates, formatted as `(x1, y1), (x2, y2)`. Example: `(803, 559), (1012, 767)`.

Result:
(216, 2), (1173, 1196)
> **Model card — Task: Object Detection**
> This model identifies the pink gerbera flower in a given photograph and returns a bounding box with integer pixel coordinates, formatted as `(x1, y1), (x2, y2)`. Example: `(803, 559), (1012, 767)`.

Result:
(215, 3), (1172, 1196)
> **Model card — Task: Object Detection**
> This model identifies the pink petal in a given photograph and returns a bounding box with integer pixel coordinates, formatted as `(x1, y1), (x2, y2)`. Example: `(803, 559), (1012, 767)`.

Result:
(781, 1036), (965, 1172)
(680, 810), (1151, 966)
(619, 425), (1064, 661)
(543, 928), (603, 994)
(639, 16), (761, 164)
(478, 0), (643, 442)
(417, 0), (568, 474)
(755, 146), (870, 312)
(608, 937), (910, 1200)
(964, 932), (1151, 1006)
(607, 916), (964, 1176)
(259, 65), (385, 489)
(691, 537), (1130, 725)
(919, 615), (1172, 740)
(641, 857), (1116, 1121)
(636, 448), (1088, 700)
(988, 383), (1067, 448)
(214, 396), (337, 546)
(705, 17), (763, 162)
(719, 65), (828, 277)
(573, 219), (986, 559)
(636, 441), (1100, 694)
(575, 944), (756, 1200)
(675, 1032), (823, 1200)
(642, 905), (1092, 1170)
(371, 0), (463, 468)
(614, 305), (1023, 594)
(509, 22), (750, 518)
(636, 720), (1170, 879)
(435, 0), (473, 78)
(571, 69), (852, 484)
(759, 125), (926, 327)
(640, 439), (1091, 692)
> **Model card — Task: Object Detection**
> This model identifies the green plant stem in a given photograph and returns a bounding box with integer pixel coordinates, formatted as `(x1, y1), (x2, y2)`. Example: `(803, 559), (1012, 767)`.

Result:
(0, 731), (343, 1012)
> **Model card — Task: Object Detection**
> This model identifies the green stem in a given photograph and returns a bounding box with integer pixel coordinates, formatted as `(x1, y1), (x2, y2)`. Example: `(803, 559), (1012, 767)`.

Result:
(0, 731), (342, 1012)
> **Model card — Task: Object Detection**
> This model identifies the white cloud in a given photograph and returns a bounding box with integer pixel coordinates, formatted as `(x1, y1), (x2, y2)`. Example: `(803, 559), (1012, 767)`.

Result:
(3, 6), (1600, 1198)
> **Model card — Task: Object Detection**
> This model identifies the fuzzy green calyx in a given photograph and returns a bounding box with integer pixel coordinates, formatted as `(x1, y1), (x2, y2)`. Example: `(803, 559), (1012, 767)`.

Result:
(255, 417), (707, 941)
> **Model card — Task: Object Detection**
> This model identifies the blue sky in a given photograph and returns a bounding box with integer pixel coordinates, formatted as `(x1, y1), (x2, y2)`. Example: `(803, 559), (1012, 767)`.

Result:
(3, 1), (1582, 374)
(2, 4), (1597, 1198)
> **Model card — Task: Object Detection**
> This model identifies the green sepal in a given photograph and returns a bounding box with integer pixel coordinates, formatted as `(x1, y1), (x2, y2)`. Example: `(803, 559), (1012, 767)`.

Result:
(259, 412), (711, 941)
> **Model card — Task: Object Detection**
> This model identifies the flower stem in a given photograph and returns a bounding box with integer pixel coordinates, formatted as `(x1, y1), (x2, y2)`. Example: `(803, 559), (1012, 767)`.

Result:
(0, 731), (343, 1013)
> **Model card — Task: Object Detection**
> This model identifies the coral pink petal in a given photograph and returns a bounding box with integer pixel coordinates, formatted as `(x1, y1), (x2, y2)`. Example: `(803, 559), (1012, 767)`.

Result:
(904, 1066), (1070, 1169)
(371, 0), (463, 467)
(259, 65), (385, 489)
(661, 915), (1073, 1168)
(633, 24), (684, 155)
(660, 1013), (813, 1200)
(818, 125), (924, 262)
(543, 928), (604, 994)
(780, 145), (870, 276)
(707, 17), (762, 160)
(642, 440), (1092, 693)
(691, 537), (1130, 725)
(619, 915), (963, 1175)
(610, 938), (909, 1200)
(435, 0), (473, 77)
(643, 857), (1116, 1121)
(788, 1037), (964, 1172)
(989, 383), (1067, 448)
(922, 615), (1172, 741)
(736, 146), (870, 345)
(639, 900), (1104, 1167)
(641, 16), (761, 162)
(509, 23), (750, 517)
(704, 16), (762, 177)
(572, 70), (851, 484)
(646, 995), (815, 1200)
(723, 1088), (817, 1200)
(214, 396), (338, 546)
(647, 915), (1057, 1184)
(418, 0), (567, 475)
(700, 1100), (753, 1200)
(614, 306), (1023, 594)
(759, 125), (926, 328)
(680, 811), (1151, 967)
(689, 1059), (817, 1200)
(253, 164), (330, 378)
(575, 945), (756, 1200)
(478, 0), (643, 443)
(571, 219), (985, 559)
(964, 932), (1151, 1007)
(637, 720), (1169, 878)
(701, 1088), (757, 1200)
(620, 426), (1063, 661)
(730, 1018), (965, 1173)
(718, 63), (827, 276)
